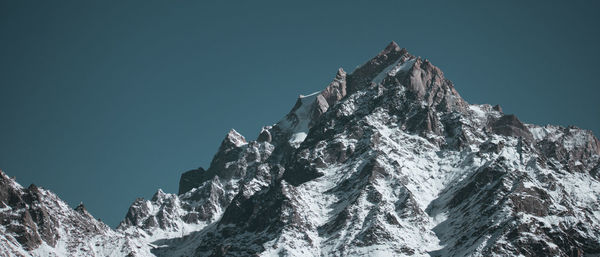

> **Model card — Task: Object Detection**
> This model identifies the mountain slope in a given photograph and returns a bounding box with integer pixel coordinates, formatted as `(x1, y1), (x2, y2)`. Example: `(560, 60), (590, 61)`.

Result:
(119, 42), (600, 256)
(1, 42), (599, 257)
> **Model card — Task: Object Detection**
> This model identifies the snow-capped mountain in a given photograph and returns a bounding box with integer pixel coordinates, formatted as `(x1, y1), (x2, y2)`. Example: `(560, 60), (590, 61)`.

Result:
(1, 42), (599, 256)
(0, 170), (156, 257)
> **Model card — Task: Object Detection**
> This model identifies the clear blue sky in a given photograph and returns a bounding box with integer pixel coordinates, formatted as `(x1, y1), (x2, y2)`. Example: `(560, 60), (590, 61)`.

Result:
(1, 1), (598, 227)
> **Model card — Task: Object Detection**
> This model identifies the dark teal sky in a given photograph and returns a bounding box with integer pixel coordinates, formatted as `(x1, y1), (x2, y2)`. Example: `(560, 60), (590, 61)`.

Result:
(1, 1), (598, 227)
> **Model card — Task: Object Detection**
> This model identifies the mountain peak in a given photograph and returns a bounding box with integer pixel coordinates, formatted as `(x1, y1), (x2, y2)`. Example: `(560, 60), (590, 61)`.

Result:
(381, 41), (402, 55)
(224, 129), (247, 147)
(74, 202), (91, 217)
(346, 42), (410, 94)
(336, 67), (346, 79)
(151, 188), (167, 201)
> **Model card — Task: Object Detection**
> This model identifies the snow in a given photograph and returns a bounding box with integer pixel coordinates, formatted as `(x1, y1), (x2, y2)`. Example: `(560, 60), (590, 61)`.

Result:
(389, 58), (416, 76)
(528, 125), (564, 142)
(563, 129), (591, 151)
(227, 129), (248, 147)
(468, 104), (488, 120)
(264, 108), (507, 255)
(288, 132), (308, 145)
(299, 91), (321, 98)
(278, 91), (321, 147)
(372, 57), (415, 84)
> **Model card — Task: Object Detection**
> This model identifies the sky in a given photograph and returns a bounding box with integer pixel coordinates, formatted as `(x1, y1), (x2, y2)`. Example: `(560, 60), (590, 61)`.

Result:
(1, 0), (599, 227)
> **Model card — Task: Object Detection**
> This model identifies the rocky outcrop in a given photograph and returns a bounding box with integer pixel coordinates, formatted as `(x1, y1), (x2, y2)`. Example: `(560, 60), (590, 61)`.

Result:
(177, 129), (249, 196)
(0, 174), (58, 250)
(346, 41), (408, 94)
(491, 114), (534, 142)
(256, 126), (272, 143)
(178, 168), (207, 195)
(320, 68), (347, 107)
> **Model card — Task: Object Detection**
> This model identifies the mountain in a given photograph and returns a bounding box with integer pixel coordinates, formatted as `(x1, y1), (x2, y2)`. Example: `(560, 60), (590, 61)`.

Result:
(1, 42), (599, 257)
(0, 170), (157, 257)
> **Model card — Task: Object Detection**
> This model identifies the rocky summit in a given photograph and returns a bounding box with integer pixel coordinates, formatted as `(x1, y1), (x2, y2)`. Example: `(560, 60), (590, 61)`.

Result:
(1, 42), (600, 257)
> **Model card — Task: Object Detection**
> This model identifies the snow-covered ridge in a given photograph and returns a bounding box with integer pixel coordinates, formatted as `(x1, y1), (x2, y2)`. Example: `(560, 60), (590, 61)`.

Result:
(0, 170), (154, 257)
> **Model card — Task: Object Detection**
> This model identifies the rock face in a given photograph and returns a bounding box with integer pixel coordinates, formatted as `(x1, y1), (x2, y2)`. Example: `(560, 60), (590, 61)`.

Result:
(1, 42), (600, 256)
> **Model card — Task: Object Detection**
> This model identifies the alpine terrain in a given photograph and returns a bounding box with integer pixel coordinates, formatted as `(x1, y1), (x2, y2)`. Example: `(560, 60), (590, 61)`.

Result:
(1, 42), (600, 257)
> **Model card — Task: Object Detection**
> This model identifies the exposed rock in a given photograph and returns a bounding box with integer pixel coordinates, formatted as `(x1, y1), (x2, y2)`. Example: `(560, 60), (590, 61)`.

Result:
(178, 167), (208, 195)
(256, 127), (272, 143)
(491, 114), (534, 142)
(320, 68), (347, 107)
(346, 41), (408, 94)
(493, 104), (503, 113)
